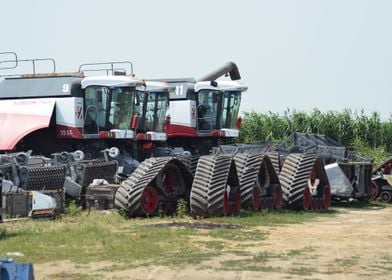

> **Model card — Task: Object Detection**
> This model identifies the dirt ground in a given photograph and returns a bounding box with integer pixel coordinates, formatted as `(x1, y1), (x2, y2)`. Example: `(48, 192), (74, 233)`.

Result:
(35, 206), (392, 279)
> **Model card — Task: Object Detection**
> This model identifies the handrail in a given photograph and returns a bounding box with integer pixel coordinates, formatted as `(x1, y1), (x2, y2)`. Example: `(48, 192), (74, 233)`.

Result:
(0, 52), (18, 70)
(0, 54), (56, 77)
(78, 61), (133, 76)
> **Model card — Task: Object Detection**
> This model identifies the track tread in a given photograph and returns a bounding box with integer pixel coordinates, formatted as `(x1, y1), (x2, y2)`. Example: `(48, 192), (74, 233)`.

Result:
(115, 157), (178, 216)
(190, 155), (237, 217)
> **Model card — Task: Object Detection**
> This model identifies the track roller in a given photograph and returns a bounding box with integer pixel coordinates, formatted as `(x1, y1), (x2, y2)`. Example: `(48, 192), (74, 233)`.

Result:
(190, 155), (240, 218)
(279, 153), (330, 210)
(115, 157), (192, 217)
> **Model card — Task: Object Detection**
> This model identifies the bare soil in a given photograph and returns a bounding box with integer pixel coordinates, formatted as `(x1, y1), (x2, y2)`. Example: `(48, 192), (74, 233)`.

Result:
(35, 206), (392, 279)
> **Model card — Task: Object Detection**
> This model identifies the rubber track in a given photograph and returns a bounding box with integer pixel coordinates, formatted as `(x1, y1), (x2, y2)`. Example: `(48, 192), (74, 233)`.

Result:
(266, 151), (281, 175)
(279, 153), (318, 208)
(234, 153), (263, 208)
(190, 155), (234, 217)
(115, 157), (175, 216)
(177, 154), (200, 177)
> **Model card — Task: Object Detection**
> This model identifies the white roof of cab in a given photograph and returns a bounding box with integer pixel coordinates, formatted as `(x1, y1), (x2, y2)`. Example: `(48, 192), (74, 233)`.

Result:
(144, 81), (176, 93)
(194, 80), (248, 92)
(81, 75), (144, 89)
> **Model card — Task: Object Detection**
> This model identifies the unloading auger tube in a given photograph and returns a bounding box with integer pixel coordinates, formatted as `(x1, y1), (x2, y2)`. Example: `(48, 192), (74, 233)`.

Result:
(190, 155), (240, 218)
(197, 61), (241, 82)
(279, 153), (331, 210)
(234, 153), (282, 211)
(115, 157), (193, 217)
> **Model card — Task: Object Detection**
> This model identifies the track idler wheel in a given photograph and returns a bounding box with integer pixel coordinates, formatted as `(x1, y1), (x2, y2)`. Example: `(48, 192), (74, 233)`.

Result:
(380, 191), (392, 202)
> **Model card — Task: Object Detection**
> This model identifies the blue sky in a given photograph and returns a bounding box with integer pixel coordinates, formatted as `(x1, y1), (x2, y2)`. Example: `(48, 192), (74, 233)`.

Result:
(1, 0), (391, 118)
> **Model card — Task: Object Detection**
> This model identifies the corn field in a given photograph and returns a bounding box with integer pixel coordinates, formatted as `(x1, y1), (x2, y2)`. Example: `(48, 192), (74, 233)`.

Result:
(239, 109), (392, 160)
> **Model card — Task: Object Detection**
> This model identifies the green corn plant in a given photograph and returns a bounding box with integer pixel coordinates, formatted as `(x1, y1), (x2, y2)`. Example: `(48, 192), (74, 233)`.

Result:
(239, 108), (392, 156)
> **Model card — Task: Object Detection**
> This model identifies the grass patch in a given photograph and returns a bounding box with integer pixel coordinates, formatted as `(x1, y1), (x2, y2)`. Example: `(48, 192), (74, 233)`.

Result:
(334, 256), (359, 267)
(48, 272), (100, 280)
(331, 200), (387, 210)
(289, 266), (317, 276)
(0, 211), (219, 266)
(202, 228), (266, 242)
(207, 209), (333, 227)
(197, 240), (225, 250)
(220, 252), (283, 272)
(0, 207), (334, 269)
(287, 246), (315, 256)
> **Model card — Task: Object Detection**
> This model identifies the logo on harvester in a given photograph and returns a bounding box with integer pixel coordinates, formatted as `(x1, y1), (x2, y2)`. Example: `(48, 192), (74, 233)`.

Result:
(191, 107), (196, 120)
(76, 105), (83, 120)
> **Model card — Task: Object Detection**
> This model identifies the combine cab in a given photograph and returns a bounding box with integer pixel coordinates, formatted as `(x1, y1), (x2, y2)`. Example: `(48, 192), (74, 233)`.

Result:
(159, 62), (246, 155)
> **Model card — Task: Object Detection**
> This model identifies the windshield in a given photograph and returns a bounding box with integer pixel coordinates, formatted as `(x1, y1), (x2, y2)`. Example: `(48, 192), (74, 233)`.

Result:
(84, 86), (136, 133)
(219, 91), (242, 129)
(197, 89), (220, 131)
(144, 92), (169, 132)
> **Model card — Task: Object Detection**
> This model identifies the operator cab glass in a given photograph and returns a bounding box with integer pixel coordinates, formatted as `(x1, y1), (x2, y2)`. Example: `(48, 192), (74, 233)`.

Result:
(196, 89), (220, 132)
(138, 92), (169, 133)
(84, 85), (137, 133)
(219, 91), (242, 129)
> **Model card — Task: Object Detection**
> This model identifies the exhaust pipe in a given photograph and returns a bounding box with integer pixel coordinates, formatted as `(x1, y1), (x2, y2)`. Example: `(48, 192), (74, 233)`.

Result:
(197, 61), (241, 82)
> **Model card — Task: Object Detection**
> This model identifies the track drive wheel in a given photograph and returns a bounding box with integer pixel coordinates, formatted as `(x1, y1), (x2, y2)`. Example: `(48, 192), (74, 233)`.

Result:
(141, 186), (159, 215)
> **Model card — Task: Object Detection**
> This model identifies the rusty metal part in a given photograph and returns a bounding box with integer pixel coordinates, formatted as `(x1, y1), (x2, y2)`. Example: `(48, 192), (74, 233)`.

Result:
(29, 208), (55, 219)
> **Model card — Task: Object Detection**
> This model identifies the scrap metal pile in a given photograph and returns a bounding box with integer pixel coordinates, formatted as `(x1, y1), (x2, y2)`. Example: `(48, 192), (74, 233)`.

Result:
(0, 51), (382, 222)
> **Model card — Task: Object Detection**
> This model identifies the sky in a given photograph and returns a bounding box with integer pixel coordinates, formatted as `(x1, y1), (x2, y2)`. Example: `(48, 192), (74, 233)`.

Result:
(1, 0), (392, 118)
